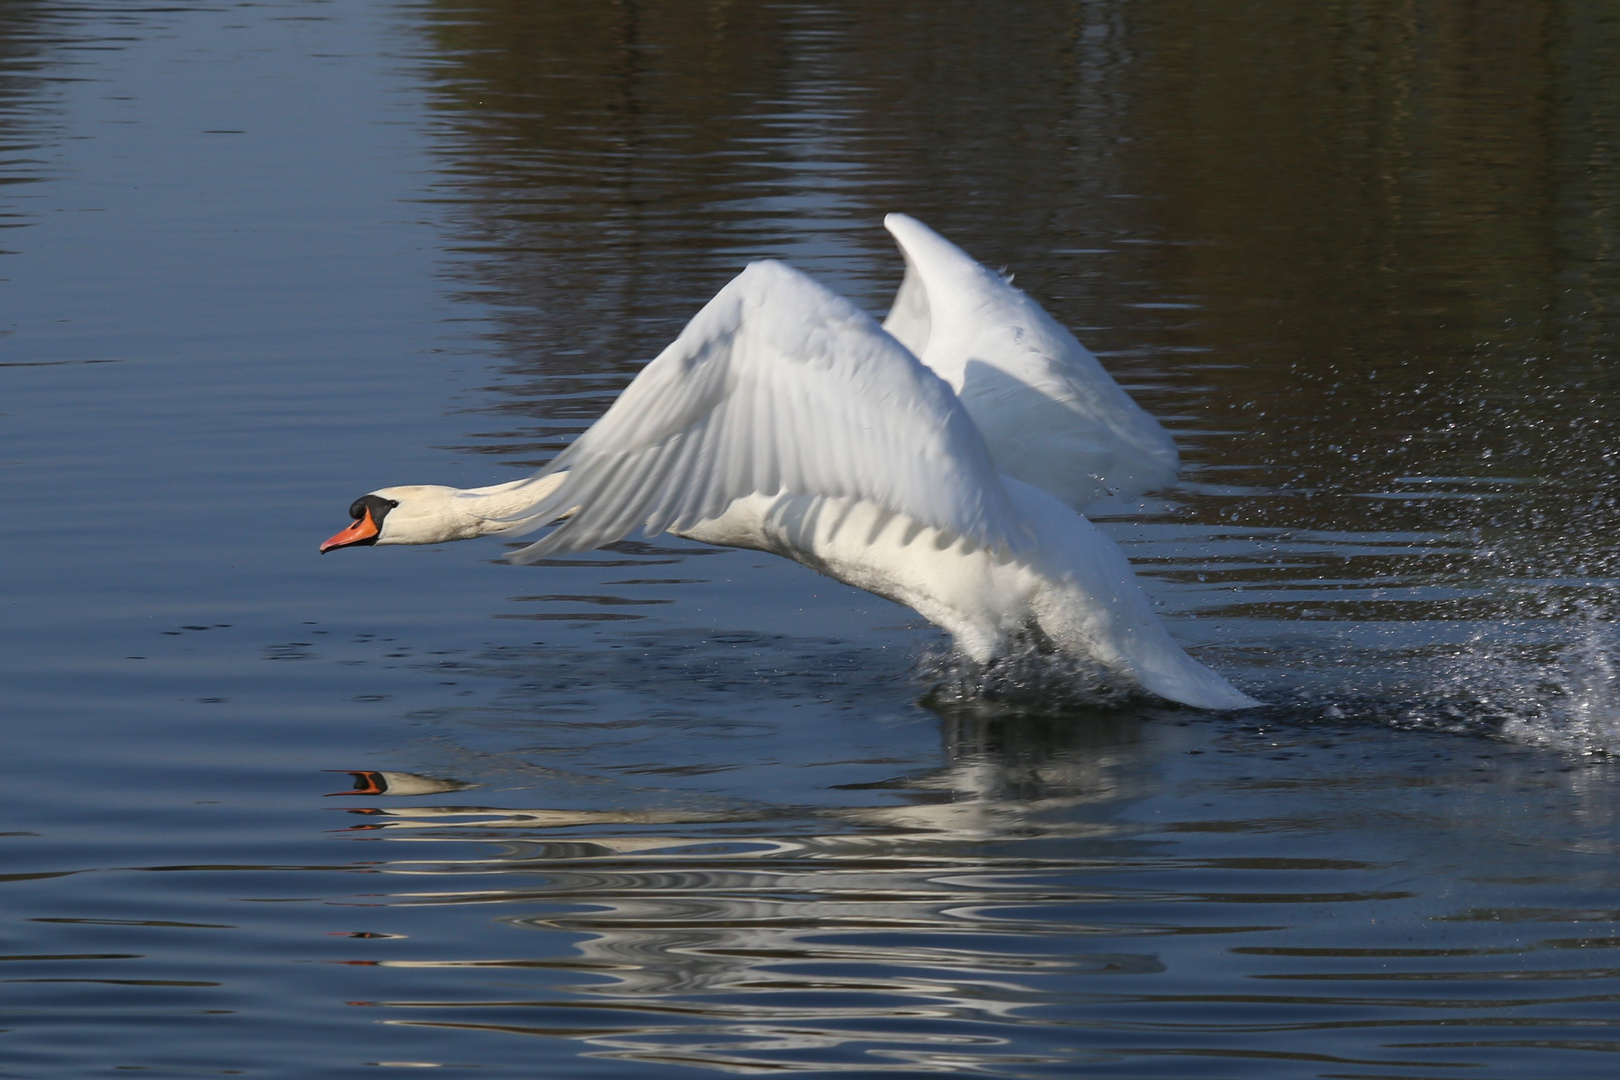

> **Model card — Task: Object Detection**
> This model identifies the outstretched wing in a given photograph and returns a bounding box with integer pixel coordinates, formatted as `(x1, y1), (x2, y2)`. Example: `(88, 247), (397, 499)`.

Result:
(882, 213), (1180, 510)
(485, 259), (1029, 563)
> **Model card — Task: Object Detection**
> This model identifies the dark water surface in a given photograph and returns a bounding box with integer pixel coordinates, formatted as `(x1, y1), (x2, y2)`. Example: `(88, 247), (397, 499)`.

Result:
(4, 1), (1620, 1076)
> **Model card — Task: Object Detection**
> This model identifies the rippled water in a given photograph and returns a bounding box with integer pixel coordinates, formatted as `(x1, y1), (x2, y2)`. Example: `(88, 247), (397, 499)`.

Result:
(3, 1), (1620, 1075)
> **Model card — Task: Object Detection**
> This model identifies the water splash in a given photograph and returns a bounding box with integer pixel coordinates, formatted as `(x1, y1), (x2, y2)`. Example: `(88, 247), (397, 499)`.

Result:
(1496, 610), (1620, 755)
(1255, 607), (1620, 755)
(918, 636), (1137, 713)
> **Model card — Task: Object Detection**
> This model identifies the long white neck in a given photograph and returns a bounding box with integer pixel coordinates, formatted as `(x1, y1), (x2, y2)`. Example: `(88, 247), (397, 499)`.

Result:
(373, 473), (571, 545)
(458, 473), (569, 522)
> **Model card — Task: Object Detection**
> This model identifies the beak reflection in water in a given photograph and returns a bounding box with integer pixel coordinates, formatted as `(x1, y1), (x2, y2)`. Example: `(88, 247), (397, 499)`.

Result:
(326, 770), (471, 797)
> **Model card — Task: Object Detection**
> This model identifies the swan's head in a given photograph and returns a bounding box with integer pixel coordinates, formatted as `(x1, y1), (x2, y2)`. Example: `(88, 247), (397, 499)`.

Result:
(320, 485), (480, 551)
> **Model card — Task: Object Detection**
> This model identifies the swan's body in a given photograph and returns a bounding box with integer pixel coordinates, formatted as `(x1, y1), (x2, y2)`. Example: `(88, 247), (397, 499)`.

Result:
(675, 479), (1251, 709)
(324, 218), (1257, 711)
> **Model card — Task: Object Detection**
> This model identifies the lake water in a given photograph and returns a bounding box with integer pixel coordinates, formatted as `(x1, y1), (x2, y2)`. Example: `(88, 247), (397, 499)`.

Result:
(3, 1), (1620, 1076)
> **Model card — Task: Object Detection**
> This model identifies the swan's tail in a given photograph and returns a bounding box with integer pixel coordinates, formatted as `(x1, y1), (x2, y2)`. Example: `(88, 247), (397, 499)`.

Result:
(1007, 477), (1261, 711)
(1129, 639), (1261, 710)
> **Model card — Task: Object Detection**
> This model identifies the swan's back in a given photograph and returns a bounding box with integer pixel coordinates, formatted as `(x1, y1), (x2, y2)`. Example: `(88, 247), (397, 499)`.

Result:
(882, 213), (1180, 510)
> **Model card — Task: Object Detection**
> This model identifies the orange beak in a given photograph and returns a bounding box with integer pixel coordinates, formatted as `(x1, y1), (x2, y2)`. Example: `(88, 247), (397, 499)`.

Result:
(321, 507), (380, 553)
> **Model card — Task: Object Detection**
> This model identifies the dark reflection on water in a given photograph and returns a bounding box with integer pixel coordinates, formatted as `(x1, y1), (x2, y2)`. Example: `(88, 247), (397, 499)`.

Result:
(0, 1), (65, 243)
(1, 0), (1620, 1076)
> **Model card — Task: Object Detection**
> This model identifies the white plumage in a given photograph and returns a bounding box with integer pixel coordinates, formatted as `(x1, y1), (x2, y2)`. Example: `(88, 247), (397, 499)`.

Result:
(488, 258), (1028, 563)
(323, 217), (1258, 711)
(882, 214), (1180, 508)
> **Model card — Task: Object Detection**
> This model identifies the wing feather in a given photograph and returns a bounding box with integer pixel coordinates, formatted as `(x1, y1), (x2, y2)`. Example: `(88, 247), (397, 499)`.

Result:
(493, 260), (1027, 563)
(881, 213), (1180, 509)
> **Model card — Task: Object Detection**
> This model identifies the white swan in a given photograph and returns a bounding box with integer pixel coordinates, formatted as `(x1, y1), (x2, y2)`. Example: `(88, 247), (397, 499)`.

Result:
(322, 223), (1257, 711)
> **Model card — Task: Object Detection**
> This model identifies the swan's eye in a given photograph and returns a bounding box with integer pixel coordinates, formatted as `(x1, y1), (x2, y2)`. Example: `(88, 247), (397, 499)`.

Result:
(348, 495), (400, 521)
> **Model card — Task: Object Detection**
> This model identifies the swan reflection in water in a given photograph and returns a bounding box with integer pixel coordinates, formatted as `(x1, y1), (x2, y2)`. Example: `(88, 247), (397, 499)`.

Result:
(321, 700), (1620, 1076)
(327, 708), (1176, 1073)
